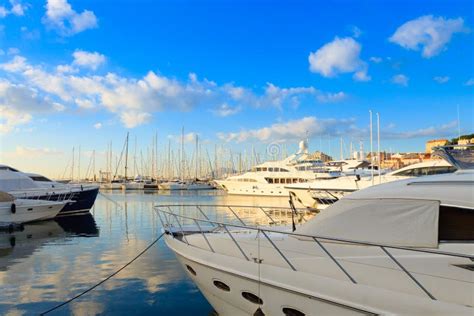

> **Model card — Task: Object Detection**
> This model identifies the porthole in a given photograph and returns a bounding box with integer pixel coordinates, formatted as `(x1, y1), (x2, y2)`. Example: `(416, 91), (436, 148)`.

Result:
(185, 264), (196, 276)
(282, 307), (305, 316)
(213, 280), (230, 292)
(241, 291), (263, 304)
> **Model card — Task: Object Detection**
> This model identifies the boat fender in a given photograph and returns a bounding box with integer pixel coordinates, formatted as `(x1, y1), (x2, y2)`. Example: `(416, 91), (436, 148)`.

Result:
(11, 203), (16, 214)
(9, 236), (16, 247)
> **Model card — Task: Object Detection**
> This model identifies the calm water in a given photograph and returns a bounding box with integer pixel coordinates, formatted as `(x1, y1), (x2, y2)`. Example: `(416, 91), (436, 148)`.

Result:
(0, 190), (289, 315)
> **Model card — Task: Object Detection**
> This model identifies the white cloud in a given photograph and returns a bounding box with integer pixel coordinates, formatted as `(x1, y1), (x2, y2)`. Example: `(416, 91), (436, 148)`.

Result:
(217, 116), (357, 143)
(433, 76), (450, 84)
(465, 78), (474, 86)
(350, 25), (362, 38)
(317, 91), (347, 103)
(0, 80), (63, 133)
(119, 111), (151, 128)
(391, 74), (409, 86)
(0, 55), (343, 130)
(56, 64), (78, 74)
(43, 0), (97, 36)
(212, 103), (241, 117)
(72, 50), (105, 70)
(93, 122), (102, 129)
(308, 37), (370, 81)
(389, 15), (468, 58)
(7, 47), (20, 55)
(369, 56), (383, 63)
(0, 1), (28, 18)
(6, 146), (63, 158)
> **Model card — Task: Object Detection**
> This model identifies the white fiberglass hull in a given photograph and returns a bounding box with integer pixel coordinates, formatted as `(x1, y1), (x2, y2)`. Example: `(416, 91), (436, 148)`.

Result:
(0, 200), (64, 223)
(121, 182), (145, 190)
(165, 235), (473, 316)
(215, 181), (290, 197)
(100, 183), (122, 190)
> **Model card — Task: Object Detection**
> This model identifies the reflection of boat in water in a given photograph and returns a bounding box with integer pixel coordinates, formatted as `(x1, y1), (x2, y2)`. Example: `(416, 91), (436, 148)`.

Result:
(55, 213), (99, 237)
(0, 213), (99, 271)
(158, 146), (474, 315)
(0, 220), (64, 271)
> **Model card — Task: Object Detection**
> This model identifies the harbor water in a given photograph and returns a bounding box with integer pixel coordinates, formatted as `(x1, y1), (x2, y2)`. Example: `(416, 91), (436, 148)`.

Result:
(0, 190), (289, 315)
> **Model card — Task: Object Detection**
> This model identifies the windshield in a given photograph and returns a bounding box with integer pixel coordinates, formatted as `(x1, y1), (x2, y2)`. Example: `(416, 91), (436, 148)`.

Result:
(434, 145), (474, 170)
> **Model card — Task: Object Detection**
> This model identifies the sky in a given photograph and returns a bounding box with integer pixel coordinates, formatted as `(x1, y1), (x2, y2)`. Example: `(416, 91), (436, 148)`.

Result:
(0, 0), (473, 177)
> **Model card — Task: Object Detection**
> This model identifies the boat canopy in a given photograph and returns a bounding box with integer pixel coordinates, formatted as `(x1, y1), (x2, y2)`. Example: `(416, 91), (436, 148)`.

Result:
(295, 198), (440, 248)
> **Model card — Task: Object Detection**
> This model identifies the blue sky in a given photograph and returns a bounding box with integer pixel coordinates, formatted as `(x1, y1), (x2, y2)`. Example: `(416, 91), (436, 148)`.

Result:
(0, 0), (473, 176)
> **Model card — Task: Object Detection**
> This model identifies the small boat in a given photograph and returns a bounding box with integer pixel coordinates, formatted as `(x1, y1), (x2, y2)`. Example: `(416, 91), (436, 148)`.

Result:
(0, 192), (65, 223)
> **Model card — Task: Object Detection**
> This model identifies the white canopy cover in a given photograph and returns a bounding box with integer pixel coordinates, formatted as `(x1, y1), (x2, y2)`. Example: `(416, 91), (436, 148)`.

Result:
(295, 198), (440, 248)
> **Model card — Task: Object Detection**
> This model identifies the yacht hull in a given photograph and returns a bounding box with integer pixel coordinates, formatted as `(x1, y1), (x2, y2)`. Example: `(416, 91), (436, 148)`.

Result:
(0, 200), (64, 223)
(215, 181), (290, 197)
(165, 235), (473, 316)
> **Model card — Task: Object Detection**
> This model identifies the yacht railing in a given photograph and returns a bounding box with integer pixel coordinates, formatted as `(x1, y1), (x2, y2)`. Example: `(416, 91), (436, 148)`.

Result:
(154, 204), (474, 301)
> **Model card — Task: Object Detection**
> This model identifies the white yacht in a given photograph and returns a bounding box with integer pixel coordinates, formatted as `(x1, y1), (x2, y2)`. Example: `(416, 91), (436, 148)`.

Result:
(286, 159), (456, 209)
(0, 192), (65, 223)
(159, 180), (215, 191)
(215, 141), (342, 197)
(0, 165), (99, 216)
(157, 146), (473, 315)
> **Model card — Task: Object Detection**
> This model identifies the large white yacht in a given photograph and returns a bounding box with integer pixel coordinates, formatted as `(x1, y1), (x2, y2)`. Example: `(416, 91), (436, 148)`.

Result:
(157, 146), (473, 315)
(215, 141), (346, 197)
(0, 165), (99, 216)
(286, 159), (456, 209)
(0, 192), (66, 223)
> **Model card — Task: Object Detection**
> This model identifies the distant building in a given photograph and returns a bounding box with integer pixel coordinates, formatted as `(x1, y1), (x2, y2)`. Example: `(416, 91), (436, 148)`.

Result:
(308, 151), (332, 162)
(425, 139), (448, 153)
(458, 138), (474, 145)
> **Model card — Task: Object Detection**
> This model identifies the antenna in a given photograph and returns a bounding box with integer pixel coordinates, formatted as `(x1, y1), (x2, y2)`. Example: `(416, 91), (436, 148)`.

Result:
(457, 104), (461, 141)
(369, 110), (374, 185)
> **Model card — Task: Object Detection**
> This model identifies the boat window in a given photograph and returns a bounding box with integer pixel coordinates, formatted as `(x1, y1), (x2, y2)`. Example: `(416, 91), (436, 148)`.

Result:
(256, 168), (261, 172)
(0, 166), (20, 172)
(213, 280), (230, 292)
(185, 265), (196, 276)
(282, 307), (305, 316)
(439, 206), (474, 242)
(274, 179), (280, 184)
(29, 176), (53, 182)
(267, 178), (273, 184)
(280, 168), (289, 172)
(285, 178), (291, 184)
(262, 168), (267, 171)
(268, 167), (273, 172)
(241, 291), (263, 304)
(393, 166), (456, 177)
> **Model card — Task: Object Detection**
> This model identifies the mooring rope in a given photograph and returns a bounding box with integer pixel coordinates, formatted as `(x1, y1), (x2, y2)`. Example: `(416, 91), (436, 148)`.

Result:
(40, 232), (165, 315)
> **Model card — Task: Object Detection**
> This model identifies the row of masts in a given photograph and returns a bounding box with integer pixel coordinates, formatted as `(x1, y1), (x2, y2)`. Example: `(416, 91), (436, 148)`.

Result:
(62, 112), (385, 182)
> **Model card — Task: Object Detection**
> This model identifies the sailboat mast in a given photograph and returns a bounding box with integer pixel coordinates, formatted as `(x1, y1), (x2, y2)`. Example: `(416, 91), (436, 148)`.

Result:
(124, 132), (129, 180)
(181, 127), (184, 181)
(195, 134), (199, 179)
(377, 112), (381, 183)
(369, 110), (374, 185)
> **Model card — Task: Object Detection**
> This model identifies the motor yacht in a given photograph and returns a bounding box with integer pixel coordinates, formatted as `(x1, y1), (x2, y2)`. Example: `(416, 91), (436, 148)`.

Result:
(0, 192), (65, 223)
(0, 165), (99, 216)
(286, 159), (456, 209)
(157, 145), (473, 315)
(215, 141), (343, 197)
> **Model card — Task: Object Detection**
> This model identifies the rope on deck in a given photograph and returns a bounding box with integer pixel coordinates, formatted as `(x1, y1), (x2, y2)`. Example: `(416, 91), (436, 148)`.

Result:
(40, 232), (165, 315)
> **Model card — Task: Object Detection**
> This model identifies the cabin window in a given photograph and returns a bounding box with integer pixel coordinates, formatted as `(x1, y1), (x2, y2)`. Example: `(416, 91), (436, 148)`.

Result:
(241, 291), (263, 304)
(262, 168), (267, 171)
(282, 307), (305, 316)
(280, 168), (289, 172)
(213, 280), (230, 292)
(185, 265), (196, 276)
(29, 176), (52, 182)
(267, 178), (273, 184)
(274, 168), (280, 172)
(438, 206), (474, 242)
(274, 179), (280, 184)
(285, 179), (291, 184)
(293, 178), (298, 183)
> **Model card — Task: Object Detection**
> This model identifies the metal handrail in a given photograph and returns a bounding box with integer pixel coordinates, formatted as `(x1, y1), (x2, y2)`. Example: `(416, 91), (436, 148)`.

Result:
(154, 204), (474, 260)
(156, 204), (474, 301)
